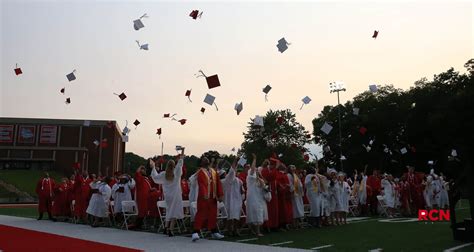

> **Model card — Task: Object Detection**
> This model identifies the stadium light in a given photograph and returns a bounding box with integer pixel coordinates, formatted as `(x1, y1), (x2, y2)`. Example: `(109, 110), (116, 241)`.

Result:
(329, 81), (346, 171)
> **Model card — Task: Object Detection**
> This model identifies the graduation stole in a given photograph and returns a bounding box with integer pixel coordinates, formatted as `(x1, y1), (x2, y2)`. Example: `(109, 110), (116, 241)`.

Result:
(42, 178), (52, 197)
(293, 174), (300, 194)
(359, 179), (364, 192)
(143, 177), (152, 190)
(201, 168), (217, 199)
(312, 175), (319, 193)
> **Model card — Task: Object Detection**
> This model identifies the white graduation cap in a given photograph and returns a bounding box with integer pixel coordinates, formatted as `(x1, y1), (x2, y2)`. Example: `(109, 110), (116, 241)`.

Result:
(66, 70), (76, 82)
(340, 155), (347, 161)
(133, 13), (148, 31)
(411, 102), (416, 108)
(203, 94), (218, 110)
(253, 116), (264, 127)
(238, 156), (247, 166)
(369, 84), (378, 93)
(136, 40), (149, 50)
(234, 102), (243, 115)
(300, 96), (312, 110)
(93, 140), (100, 146)
(122, 135), (129, 143)
(320, 122), (333, 135)
(451, 149), (458, 157)
(276, 37), (290, 53)
(353, 107), (360, 115)
(122, 126), (130, 135)
(428, 160), (434, 165)
(363, 144), (371, 152)
(369, 139), (374, 146)
(278, 153), (283, 158)
(400, 147), (408, 155)
(83, 120), (91, 127)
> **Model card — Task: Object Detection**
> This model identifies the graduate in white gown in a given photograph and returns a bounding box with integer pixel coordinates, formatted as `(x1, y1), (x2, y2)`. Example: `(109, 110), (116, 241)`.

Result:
(327, 169), (338, 225)
(423, 175), (434, 209)
(86, 177), (112, 227)
(439, 175), (449, 209)
(431, 174), (441, 208)
(150, 148), (185, 236)
(335, 172), (350, 225)
(305, 167), (323, 227)
(381, 174), (396, 217)
(246, 153), (269, 237)
(288, 165), (304, 228)
(188, 172), (199, 222)
(221, 158), (244, 236)
(111, 175), (136, 214)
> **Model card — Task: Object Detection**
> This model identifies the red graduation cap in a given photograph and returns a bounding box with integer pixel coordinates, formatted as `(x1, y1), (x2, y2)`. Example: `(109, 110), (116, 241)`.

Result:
(133, 119), (140, 128)
(156, 128), (162, 138)
(178, 119), (187, 125)
(164, 113), (170, 118)
(277, 116), (284, 124)
(14, 64), (22, 75)
(372, 30), (379, 39)
(73, 162), (81, 170)
(200, 107), (205, 114)
(114, 92), (127, 101)
(60, 88), (65, 94)
(359, 126), (368, 135)
(100, 138), (108, 148)
(304, 154), (310, 161)
(65, 98), (71, 104)
(189, 10), (203, 19)
(196, 70), (221, 89)
(185, 89), (192, 102)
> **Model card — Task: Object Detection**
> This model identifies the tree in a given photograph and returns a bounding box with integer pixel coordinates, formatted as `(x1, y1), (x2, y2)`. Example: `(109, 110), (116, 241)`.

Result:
(240, 109), (311, 168)
(123, 152), (147, 174)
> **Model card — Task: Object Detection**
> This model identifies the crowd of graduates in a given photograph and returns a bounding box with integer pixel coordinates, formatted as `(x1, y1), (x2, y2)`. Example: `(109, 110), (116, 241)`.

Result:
(35, 150), (451, 240)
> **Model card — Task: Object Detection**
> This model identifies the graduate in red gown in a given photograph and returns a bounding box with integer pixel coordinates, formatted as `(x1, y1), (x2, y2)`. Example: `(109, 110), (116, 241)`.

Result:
(148, 179), (162, 220)
(134, 165), (152, 228)
(191, 157), (224, 242)
(73, 169), (92, 222)
(52, 178), (71, 218)
(276, 163), (293, 229)
(35, 172), (56, 221)
(403, 165), (424, 212)
(366, 169), (381, 215)
(260, 159), (279, 230)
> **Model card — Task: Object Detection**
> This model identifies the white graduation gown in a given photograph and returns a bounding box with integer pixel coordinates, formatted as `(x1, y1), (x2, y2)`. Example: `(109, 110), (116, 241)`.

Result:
(358, 176), (368, 205)
(382, 179), (395, 208)
(86, 181), (112, 218)
(431, 180), (441, 207)
(321, 178), (330, 216)
(111, 179), (136, 214)
(439, 181), (449, 208)
(246, 169), (268, 225)
(188, 173), (199, 221)
(424, 181), (433, 208)
(328, 180), (338, 213)
(151, 158), (184, 221)
(335, 181), (350, 212)
(288, 174), (304, 219)
(305, 174), (322, 217)
(222, 168), (243, 220)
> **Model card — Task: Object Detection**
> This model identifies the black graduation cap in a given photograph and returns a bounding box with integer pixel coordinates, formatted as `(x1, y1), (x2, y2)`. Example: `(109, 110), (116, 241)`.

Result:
(133, 119), (140, 128)
(66, 70), (76, 82)
(372, 30), (379, 39)
(196, 70), (221, 89)
(189, 10), (203, 19)
(114, 92), (127, 101)
(60, 88), (65, 94)
(185, 89), (192, 102)
(65, 98), (71, 104)
(201, 107), (205, 114)
(156, 128), (162, 139)
(14, 63), (22, 75)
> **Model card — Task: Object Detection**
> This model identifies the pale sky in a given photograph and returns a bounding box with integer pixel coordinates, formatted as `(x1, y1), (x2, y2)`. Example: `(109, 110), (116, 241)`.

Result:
(1, 0), (472, 158)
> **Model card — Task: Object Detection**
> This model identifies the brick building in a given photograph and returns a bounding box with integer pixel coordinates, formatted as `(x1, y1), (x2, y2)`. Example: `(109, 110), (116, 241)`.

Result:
(0, 118), (125, 176)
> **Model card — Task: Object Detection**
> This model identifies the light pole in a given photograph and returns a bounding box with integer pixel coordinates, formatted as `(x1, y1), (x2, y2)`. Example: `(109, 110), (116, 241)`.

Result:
(329, 81), (346, 171)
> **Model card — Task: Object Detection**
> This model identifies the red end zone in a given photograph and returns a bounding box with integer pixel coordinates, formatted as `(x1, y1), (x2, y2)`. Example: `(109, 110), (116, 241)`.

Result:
(0, 224), (142, 252)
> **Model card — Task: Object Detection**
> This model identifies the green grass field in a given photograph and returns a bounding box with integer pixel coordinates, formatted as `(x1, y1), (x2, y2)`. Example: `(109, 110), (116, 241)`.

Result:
(0, 202), (471, 251)
(0, 170), (63, 197)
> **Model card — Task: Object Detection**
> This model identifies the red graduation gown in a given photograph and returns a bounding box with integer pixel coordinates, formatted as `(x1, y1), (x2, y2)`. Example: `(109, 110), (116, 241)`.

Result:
(260, 166), (279, 228)
(135, 171), (152, 218)
(36, 178), (55, 214)
(194, 168), (223, 231)
(52, 183), (70, 216)
(73, 174), (91, 218)
(276, 171), (293, 226)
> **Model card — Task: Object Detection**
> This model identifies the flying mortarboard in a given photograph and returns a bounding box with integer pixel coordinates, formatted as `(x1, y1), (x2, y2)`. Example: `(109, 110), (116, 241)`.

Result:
(136, 40), (149, 50)
(185, 89), (192, 102)
(359, 126), (367, 135)
(93, 140), (100, 147)
(196, 70), (221, 89)
(369, 84), (378, 93)
(253, 116), (264, 127)
(66, 70), (77, 82)
(263, 85), (272, 101)
(14, 63), (22, 75)
(100, 139), (108, 148)
(400, 147), (408, 155)
(231, 147), (236, 152)
(353, 107), (360, 115)
(238, 156), (247, 166)
(189, 10), (203, 19)
(277, 116), (284, 124)
(114, 92), (127, 101)
(65, 97), (71, 104)
(60, 88), (65, 94)
(156, 128), (162, 139)
(372, 30), (379, 39)
(178, 119), (187, 125)
(300, 96), (311, 110)
(133, 119), (140, 128)
(234, 102), (243, 115)
(83, 120), (91, 127)
(200, 107), (205, 114)
(133, 13), (148, 31)
(320, 122), (333, 135)
(276, 37), (290, 53)
(451, 149), (457, 157)
(203, 93), (218, 110)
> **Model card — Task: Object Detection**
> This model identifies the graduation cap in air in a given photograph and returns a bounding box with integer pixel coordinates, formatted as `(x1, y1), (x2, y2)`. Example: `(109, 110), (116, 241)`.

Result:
(372, 30), (379, 39)
(65, 98), (71, 104)
(189, 10), (203, 19)
(114, 92), (127, 101)
(178, 119), (187, 125)
(359, 126), (368, 135)
(234, 102), (243, 115)
(369, 84), (378, 93)
(451, 149), (458, 157)
(156, 128), (162, 139)
(353, 107), (360, 115)
(136, 40), (149, 50)
(133, 13), (148, 31)
(163, 113), (177, 119)
(185, 89), (192, 102)
(122, 126), (130, 135)
(276, 37), (290, 53)
(83, 120), (91, 127)
(400, 147), (408, 155)
(133, 119), (140, 128)
(231, 147), (236, 152)
(122, 135), (129, 143)
(238, 156), (247, 166)
(200, 107), (206, 114)
(263, 85), (272, 101)
(14, 63), (22, 75)
(93, 140), (100, 147)
(253, 116), (264, 127)
(196, 70), (221, 89)
(60, 88), (65, 94)
(73, 162), (81, 170)
(300, 96), (311, 110)
(277, 116), (284, 124)
(203, 94), (218, 110)
(100, 139), (108, 148)
(320, 122), (333, 135)
(66, 70), (77, 82)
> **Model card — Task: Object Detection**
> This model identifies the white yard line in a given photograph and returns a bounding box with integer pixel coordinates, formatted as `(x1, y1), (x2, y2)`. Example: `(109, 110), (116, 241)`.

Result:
(443, 242), (473, 252)
(237, 238), (259, 242)
(270, 241), (294, 246)
(311, 244), (333, 250)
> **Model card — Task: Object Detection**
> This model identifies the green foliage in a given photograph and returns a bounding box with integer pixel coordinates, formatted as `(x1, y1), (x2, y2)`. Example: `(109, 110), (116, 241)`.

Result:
(312, 59), (474, 179)
(241, 109), (311, 168)
(123, 152), (147, 174)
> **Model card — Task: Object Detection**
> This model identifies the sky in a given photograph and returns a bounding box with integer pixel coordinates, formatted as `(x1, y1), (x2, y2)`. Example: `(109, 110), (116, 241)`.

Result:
(1, 0), (472, 158)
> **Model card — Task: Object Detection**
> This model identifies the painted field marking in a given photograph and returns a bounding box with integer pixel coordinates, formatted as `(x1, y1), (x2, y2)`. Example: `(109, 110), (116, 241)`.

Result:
(347, 217), (371, 222)
(237, 238), (258, 242)
(443, 242), (473, 252)
(368, 249), (383, 252)
(269, 241), (294, 246)
(311, 244), (334, 250)
(378, 218), (418, 223)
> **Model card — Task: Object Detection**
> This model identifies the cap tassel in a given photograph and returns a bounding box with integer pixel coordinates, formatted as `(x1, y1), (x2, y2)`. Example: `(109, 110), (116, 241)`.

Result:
(265, 94), (268, 102)
(16, 63), (18, 68)
(214, 102), (219, 111)
(187, 89), (192, 102)
(195, 70), (207, 78)
(300, 103), (305, 110)
(198, 11), (203, 18)
(139, 13), (149, 19)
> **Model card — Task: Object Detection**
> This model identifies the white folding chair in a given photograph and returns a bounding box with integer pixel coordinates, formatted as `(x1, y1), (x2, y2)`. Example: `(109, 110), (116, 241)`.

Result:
(349, 196), (360, 217)
(178, 200), (191, 232)
(121, 200), (138, 230)
(157, 200), (168, 233)
(377, 195), (389, 217)
(217, 201), (228, 233)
